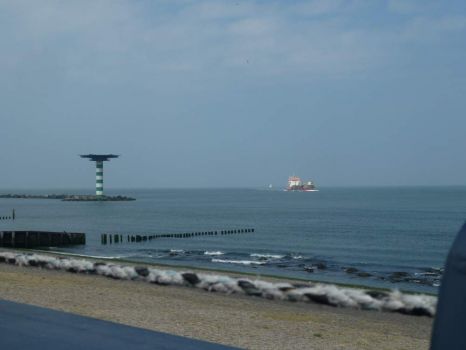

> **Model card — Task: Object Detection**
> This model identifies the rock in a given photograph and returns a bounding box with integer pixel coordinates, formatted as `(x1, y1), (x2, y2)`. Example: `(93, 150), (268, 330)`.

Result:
(345, 267), (358, 274)
(423, 267), (443, 274)
(396, 307), (433, 317)
(238, 280), (262, 296)
(150, 279), (169, 286)
(304, 266), (315, 273)
(315, 262), (327, 270)
(182, 273), (200, 285)
(286, 294), (301, 302)
(389, 271), (411, 282)
(305, 293), (337, 307)
(365, 290), (389, 299)
(357, 272), (372, 278)
(28, 260), (39, 267)
(292, 283), (313, 289)
(37, 261), (49, 268)
(391, 271), (409, 278)
(135, 266), (150, 277)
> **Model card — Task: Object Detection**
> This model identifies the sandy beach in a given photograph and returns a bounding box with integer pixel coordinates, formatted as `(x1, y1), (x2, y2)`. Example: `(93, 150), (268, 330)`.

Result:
(0, 258), (432, 350)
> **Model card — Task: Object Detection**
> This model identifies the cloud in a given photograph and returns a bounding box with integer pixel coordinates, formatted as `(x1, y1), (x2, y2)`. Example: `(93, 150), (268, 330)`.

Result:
(289, 0), (349, 16)
(401, 15), (466, 43)
(388, 0), (426, 14)
(0, 0), (465, 87)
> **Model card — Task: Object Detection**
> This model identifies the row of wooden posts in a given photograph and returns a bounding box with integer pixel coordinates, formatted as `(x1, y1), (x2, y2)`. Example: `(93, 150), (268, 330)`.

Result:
(101, 228), (255, 245)
(0, 231), (85, 248)
(0, 209), (15, 221)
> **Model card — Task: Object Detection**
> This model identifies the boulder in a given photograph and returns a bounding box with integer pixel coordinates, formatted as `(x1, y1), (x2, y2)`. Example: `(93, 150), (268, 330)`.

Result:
(237, 280), (262, 296)
(305, 293), (337, 307)
(135, 266), (150, 277)
(345, 267), (358, 274)
(357, 272), (372, 278)
(182, 273), (200, 285)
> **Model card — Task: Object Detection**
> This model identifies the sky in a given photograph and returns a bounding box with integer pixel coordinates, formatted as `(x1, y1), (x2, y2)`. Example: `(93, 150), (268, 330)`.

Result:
(0, 0), (465, 189)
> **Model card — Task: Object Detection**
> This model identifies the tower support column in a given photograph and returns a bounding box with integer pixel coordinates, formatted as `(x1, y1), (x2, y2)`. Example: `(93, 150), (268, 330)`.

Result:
(96, 161), (103, 196)
(80, 154), (118, 196)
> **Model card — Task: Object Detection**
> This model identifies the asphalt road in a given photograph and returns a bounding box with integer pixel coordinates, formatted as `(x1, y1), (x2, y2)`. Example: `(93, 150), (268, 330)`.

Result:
(0, 299), (239, 349)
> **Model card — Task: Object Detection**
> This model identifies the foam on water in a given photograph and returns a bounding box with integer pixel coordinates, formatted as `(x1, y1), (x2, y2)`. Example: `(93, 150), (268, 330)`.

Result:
(204, 251), (225, 256)
(212, 258), (266, 266)
(250, 253), (285, 259)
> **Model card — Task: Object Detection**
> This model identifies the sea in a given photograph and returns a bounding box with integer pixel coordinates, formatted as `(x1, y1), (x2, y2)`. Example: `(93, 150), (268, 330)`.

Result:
(1, 187), (465, 294)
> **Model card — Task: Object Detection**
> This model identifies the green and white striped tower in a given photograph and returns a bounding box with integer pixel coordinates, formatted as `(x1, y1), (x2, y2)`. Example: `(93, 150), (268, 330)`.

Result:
(95, 160), (104, 195)
(80, 154), (119, 196)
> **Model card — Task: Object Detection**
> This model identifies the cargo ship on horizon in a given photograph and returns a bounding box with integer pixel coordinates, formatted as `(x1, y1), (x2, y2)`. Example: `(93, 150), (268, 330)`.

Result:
(285, 176), (318, 192)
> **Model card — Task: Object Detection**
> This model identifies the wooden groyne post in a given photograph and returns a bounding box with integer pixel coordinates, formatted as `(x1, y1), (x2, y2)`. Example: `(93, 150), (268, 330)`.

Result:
(0, 209), (15, 221)
(0, 231), (85, 248)
(101, 228), (255, 245)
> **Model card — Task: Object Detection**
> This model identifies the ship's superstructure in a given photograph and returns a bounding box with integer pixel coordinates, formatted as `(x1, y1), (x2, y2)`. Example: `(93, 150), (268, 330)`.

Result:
(285, 176), (318, 192)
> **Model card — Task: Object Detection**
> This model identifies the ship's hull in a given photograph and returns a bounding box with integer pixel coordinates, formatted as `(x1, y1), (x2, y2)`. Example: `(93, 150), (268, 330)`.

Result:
(285, 176), (318, 192)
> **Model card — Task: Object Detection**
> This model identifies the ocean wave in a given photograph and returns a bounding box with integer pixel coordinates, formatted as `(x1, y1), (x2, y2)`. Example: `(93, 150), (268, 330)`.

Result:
(291, 255), (303, 260)
(45, 251), (130, 260)
(204, 251), (225, 256)
(250, 253), (284, 259)
(212, 258), (266, 266)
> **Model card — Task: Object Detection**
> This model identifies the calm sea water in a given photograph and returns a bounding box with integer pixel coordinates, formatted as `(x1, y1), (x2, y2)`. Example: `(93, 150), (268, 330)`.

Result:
(1, 187), (465, 293)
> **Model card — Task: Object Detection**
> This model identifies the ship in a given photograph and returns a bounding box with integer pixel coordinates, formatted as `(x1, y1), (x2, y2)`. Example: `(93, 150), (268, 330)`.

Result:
(285, 176), (318, 192)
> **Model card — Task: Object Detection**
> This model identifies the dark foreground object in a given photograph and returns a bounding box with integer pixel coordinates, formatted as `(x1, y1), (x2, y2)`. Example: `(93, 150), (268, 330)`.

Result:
(0, 299), (238, 350)
(0, 231), (85, 248)
(430, 222), (466, 349)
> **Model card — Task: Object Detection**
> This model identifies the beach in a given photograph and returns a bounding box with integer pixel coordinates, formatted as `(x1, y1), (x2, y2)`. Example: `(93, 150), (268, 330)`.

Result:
(0, 258), (432, 349)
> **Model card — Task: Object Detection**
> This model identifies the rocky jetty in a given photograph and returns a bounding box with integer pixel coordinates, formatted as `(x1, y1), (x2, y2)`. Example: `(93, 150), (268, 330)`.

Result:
(0, 194), (135, 201)
(0, 194), (68, 199)
(62, 195), (135, 201)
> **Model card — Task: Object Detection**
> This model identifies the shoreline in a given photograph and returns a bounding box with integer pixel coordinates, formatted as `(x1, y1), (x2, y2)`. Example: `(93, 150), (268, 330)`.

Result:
(27, 248), (437, 295)
(0, 249), (433, 349)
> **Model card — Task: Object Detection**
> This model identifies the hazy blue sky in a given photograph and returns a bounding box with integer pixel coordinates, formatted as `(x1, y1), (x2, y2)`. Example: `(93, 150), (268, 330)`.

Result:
(1, 0), (465, 189)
